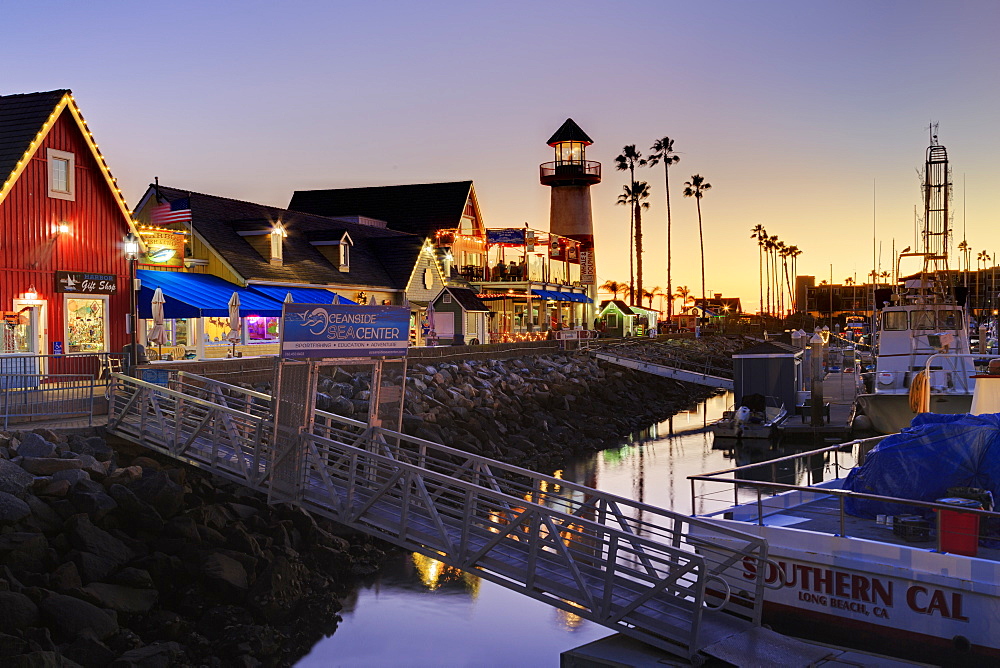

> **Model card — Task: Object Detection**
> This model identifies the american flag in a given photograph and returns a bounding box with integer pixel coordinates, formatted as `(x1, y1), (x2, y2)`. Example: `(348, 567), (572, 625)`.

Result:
(150, 197), (192, 225)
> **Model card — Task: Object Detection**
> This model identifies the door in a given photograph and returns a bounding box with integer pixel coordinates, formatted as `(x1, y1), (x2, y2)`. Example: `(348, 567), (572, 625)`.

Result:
(436, 312), (455, 342)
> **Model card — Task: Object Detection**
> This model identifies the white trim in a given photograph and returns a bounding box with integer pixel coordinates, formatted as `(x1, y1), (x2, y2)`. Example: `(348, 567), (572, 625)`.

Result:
(63, 293), (110, 353)
(47, 148), (75, 201)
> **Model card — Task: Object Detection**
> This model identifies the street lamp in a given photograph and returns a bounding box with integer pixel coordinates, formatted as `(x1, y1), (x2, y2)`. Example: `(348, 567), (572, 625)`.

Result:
(123, 232), (140, 375)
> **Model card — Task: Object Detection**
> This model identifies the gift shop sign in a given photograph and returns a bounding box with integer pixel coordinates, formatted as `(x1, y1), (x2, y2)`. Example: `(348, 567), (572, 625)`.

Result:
(280, 303), (409, 358)
(55, 271), (117, 295)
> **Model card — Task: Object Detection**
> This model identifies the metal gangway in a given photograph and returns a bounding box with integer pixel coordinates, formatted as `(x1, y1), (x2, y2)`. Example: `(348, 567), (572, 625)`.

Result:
(105, 370), (770, 661)
(593, 342), (734, 390)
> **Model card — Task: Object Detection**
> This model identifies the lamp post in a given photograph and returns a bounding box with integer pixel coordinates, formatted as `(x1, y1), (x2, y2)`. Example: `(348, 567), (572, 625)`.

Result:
(123, 232), (139, 375)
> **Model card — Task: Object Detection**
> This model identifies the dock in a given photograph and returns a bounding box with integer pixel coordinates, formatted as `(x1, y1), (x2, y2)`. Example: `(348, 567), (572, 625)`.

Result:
(778, 371), (859, 441)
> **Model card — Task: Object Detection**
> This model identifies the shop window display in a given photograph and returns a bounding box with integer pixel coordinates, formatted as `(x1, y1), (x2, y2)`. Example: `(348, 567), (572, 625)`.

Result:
(247, 316), (278, 342)
(66, 297), (107, 353)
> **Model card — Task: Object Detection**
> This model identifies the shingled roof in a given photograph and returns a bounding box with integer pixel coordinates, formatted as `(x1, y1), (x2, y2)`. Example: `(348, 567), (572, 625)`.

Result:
(546, 118), (593, 146)
(142, 185), (423, 290)
(0, 90), (68, 191)
(288, 181), (473, 239)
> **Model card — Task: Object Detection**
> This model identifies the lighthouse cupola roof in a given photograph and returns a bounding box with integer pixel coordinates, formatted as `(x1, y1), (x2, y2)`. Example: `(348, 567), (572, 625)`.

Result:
(547, 118), (593, 146)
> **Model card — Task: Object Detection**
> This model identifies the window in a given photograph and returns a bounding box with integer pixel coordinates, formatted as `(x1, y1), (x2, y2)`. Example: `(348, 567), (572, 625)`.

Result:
(882, 311), (908, 331)
(247, 316), (279, 342)
(607, 313), (619, 328)
(443, 294), (452, 303)
(47, 149), (75, 200)
(937, 310), (962, 330)
(911, 310), (936, 330)
(338, 242), (350, 269)
(270, 228), (284, 264)
(65, 296), (108, 352)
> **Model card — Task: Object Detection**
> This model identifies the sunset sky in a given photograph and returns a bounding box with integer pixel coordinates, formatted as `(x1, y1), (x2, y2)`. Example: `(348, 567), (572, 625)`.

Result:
(5, 1), (999, 312)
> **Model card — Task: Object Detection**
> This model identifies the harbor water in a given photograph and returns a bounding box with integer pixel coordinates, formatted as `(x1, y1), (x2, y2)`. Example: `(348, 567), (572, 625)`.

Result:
(298, 391), (814, 667)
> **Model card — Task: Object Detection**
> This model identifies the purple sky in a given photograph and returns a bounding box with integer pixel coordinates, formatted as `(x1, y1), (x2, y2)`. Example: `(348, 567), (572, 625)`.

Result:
(5, 1), (999, 312)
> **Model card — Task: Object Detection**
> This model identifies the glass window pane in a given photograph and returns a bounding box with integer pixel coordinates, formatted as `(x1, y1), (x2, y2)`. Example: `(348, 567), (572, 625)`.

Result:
(66, 298), (107, 353)
(883, 311), (907, 331)
(51, 159), (68, 192)
(911, 310), (936, 330)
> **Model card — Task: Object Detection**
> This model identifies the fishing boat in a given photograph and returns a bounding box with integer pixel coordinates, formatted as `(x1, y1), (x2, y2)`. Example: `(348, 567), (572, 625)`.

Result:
(855, 131), (977, 434)
(710, 395), (787, 440)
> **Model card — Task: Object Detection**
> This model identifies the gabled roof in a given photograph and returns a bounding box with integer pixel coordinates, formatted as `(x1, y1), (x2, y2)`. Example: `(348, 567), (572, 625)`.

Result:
(288, 181), (474, 239)
(600, 299), (637, 316)
(0, 90), (134, 227)
(140, 185), (422, 290)
(546, 118), (594, 146)
(440, 287), (490, 312)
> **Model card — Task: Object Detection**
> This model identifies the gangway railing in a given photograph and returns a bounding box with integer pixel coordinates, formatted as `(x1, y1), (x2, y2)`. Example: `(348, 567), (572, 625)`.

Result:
(593, 341), (734, 389)
(106, 370), (769, 659)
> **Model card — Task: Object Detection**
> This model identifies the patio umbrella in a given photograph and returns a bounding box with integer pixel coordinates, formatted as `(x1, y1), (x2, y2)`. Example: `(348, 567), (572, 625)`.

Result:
(369, 294), (378, 306)
(146, 287), (171, 357)
(331, 293), (340, 305)
(227, 292), (241, 356)
(284, 292), (293, 304)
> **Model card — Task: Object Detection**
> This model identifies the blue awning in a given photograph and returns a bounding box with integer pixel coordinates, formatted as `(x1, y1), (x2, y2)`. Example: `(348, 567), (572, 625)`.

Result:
(136, 270), (284, 319)
(246, 285), (357, 305)
(559, 292), (591, 303)
(531, 289), (558, 300)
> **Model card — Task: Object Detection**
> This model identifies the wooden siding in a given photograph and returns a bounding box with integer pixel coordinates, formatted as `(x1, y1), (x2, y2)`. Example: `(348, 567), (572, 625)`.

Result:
(0, 109), (132, 355)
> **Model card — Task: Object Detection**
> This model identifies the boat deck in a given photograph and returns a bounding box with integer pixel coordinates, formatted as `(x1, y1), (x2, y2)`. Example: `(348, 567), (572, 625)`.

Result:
(779, 372), (858, 440)
(751, 491), (1000, 562)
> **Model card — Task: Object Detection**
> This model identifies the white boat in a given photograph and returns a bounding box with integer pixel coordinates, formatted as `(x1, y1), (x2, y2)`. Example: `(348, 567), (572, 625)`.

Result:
(710, 395), (787, 440)
(856, 134), (977, 434)
(690, 369), (1000, 664)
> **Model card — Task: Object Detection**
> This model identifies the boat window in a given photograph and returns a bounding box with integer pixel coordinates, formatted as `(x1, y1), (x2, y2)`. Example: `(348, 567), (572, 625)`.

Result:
(910, 310), (936, 330)
(937, 310), (962, 330)
(883, 311), (908, 331)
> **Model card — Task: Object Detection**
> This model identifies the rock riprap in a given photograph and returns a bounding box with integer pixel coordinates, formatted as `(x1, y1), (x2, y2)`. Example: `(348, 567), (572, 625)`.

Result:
(0, 429), (386, 667)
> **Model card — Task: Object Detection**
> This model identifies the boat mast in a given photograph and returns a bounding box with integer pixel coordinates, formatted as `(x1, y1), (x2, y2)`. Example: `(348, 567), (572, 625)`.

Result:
(922, 123), (951, 281)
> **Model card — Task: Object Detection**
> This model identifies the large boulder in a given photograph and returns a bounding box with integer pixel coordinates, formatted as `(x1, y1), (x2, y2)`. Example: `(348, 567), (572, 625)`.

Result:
(81, 583), (158, 615)
(202, 552), (248, 592)
(128, 472), (184, 519)
(19, 458), (83, 476)
(39, 594), (118, 641)
(0, 591), (39, 630)
(0, 490), (31, 524)
(15, 432), (56, 459)
(66, 515), (131, 568)
(0, 459), (34, 498)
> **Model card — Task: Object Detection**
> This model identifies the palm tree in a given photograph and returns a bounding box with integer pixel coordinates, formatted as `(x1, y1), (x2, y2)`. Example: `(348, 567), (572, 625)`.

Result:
(644, 286), (662, 309)
(618, 181), (651, 305)
(648, 137), (680, 322)
(786, 245), (802, 311)
(600, 280), (626, 300)
(673, 285), (694, 314)
(683, 175), (711, 326)
(750, 224), (767, 315)
(615, 146), (645, 304)
(958, 240), (970, 284)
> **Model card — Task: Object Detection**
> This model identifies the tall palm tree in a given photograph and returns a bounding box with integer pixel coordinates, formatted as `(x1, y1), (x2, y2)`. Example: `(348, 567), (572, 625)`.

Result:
(600, 280), (626, 300)
(683, 175), (711, 325)
(750, 224), (767, 315)
(786, 245), (802, 312)
(615, 146), (645, 304)
(768, 235), (780, 317)
(618, 181), (651, 305)
(648, 137), (680, 322)
(958, 240), (970, 284)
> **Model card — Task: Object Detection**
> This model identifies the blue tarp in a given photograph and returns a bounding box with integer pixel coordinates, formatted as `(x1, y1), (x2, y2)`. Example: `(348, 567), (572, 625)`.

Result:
(843, 413), (1000, 519)
(136, 270), (284, 318)
(246, 285), (357, 305)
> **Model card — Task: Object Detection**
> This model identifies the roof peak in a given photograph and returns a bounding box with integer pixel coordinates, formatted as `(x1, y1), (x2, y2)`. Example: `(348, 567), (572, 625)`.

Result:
(547, 118), (593, 146)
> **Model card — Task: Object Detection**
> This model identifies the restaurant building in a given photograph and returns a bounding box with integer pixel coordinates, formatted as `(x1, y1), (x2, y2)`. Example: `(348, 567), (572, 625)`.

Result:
(0, 90), (136, 367)
(130, 185), (445, 357)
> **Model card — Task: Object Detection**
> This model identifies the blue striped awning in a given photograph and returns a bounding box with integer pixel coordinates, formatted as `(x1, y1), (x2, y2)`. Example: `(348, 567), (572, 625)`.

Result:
(247, 285), (357, 305)
(136, 270), (284, 319)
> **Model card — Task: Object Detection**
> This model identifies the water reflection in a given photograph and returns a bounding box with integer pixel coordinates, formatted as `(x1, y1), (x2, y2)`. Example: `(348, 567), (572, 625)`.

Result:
(300, 391), (829, 667)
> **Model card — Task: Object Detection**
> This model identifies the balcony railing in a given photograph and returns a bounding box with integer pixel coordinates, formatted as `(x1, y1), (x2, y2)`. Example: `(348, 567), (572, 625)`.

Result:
(539, 160), (601, 185)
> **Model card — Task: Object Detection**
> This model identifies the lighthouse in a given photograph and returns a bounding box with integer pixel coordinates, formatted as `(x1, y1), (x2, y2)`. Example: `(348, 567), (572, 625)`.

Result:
(540, 118), (601, 322)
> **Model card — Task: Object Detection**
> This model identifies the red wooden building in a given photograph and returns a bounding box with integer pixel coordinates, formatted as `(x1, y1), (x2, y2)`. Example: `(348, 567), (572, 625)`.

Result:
(0, 90), (136, 367)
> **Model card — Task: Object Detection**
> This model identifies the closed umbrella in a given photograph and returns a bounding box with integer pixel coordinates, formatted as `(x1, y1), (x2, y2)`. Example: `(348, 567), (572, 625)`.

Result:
(147, 287), (170, 358)
(284, 292), (294, 304)
(369, 294), (377, 306)
(425, 303), (436, 345)
(331, 293), (340, 305)
(227, 292), (241, 356)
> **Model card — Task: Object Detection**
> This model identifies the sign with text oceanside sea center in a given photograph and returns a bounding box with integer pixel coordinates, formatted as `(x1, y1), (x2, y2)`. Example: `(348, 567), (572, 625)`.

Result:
(280, 303), (409, 358)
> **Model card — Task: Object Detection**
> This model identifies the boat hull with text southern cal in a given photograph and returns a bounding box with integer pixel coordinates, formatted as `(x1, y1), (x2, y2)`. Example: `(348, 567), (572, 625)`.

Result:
(698, 493), (1000, 663)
